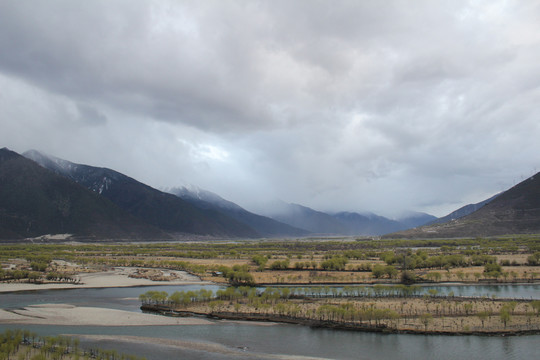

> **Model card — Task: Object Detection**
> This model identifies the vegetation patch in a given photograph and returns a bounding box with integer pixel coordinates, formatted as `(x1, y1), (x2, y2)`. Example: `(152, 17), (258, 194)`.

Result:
(0, 329), (145, 360)
(139, 287), (540, 335)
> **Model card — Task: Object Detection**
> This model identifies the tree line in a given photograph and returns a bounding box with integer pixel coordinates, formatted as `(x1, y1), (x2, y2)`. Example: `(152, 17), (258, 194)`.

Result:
(140, 286), (540, 333)
(0, 329), (145, 360)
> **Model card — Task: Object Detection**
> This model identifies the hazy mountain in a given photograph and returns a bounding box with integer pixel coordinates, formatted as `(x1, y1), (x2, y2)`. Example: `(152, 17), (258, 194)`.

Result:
(24, 150), (259, 238)
(169, 186), (309, 237)
(259, 202), (348, 235)
(385, 172), (540, 238)
(256, 201), (431, 236)
(332, 211), (404, 235)
(0, 148), (168, 240)
(396, 211), (438, 228)
(426, 194), (499, 225)
(171, 185), (243, 211)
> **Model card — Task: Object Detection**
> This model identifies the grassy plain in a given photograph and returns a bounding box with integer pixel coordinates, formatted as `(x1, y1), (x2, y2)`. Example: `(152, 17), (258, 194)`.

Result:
(1, 235), (539, 286)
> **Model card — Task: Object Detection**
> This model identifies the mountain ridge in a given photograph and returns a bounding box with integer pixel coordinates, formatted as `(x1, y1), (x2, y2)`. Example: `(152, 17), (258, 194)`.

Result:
(10, 147), (535, 240)
(255, 201), (436, 236)
(426, 194), (499, 226)
(168, 186), (310, 237)
(0, 148), (169, 241)
(385, 172), (540, 238)
(24, 150), (260, 238)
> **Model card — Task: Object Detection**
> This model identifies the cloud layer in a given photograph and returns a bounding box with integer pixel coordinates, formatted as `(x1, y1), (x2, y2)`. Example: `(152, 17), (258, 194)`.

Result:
(1, 0), (540, 216)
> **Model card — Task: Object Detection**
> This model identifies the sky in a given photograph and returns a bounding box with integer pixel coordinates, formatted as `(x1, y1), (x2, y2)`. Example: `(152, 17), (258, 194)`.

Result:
(1, 1), (540, 218)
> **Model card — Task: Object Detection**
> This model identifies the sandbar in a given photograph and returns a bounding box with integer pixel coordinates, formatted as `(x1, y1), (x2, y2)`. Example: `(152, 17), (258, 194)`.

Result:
(0, 267), (210, 293)
(0, 303), (213, 326)
(72, 334), (331, 359)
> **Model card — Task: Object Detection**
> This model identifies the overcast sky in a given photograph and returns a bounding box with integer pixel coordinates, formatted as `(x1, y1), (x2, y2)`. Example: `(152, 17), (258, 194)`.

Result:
(1, 1), (540, 217)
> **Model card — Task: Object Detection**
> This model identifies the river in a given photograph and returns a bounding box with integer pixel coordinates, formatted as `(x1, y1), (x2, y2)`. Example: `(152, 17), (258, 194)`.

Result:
(1, 284), (539, 359)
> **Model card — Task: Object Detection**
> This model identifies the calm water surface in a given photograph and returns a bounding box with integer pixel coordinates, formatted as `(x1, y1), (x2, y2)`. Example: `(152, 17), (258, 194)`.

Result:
(0, 284), (224, 311)
(2, 284), (538, 311)
(1, 284), (539, 359)
(270, 283), (540, 299)
(0, 323), (537, 360)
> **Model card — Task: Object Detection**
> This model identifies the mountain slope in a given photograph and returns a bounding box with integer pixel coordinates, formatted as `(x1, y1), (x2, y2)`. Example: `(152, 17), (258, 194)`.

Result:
(24, 150), (259, 238)
(169, 186), (309, 237)
(427, 194), (499, 225)
(385, 172), (540, 238)
(0, 148), (168, 240)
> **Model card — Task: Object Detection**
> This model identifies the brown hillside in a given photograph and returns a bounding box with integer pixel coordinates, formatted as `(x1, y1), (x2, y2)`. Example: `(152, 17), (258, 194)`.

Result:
(385, 172), (540, 238)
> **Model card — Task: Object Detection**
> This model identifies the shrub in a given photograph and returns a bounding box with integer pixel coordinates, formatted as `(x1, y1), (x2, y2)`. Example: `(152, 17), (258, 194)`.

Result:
(401, 270), (416, 285)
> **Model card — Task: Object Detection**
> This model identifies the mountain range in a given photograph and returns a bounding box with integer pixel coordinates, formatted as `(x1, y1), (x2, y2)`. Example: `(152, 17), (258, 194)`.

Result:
(1, 147), (538, 241)
(167, 186), (309, 237)
(23, 149), (260, 239)
(253, 201), (436, 236)
(19, 149), (440, 239)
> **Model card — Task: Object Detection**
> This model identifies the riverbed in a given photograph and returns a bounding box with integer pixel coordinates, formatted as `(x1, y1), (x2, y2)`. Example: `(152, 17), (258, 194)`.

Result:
(0, 283), (539, 359)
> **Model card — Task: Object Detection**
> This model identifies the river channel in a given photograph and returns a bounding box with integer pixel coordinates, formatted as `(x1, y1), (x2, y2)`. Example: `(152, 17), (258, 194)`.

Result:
(1, 284), (539, 359)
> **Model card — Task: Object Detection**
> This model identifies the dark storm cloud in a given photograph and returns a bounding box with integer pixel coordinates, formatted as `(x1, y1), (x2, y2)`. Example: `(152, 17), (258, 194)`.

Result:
(1, 0), (540, 216)
(0, 2), (472, 132)
(0, 1), (276, 132)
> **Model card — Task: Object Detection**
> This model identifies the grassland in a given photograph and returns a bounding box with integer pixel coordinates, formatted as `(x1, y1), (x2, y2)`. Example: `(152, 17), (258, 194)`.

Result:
(1, 236), (538, 287)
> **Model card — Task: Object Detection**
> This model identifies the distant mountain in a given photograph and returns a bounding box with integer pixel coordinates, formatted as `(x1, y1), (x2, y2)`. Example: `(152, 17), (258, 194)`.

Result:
(0, 148), (168, 240)
(396, 211), (438, 229)
(332, 211), (404, 235)
(24, 150), (259, 238)
(261, 202), (348, 235)
(427, 194), (499, 225)
(256, 201), (433, 236)
(385, 172), (540, 238)
(168, 186), (309, 237)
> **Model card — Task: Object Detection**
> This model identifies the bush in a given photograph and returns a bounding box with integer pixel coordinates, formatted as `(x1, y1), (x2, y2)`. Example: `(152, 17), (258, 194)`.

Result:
(270, 259), (290, 270)
(252, 255), (268, 270)
(320, 256), (348, 271)
(484, 262), (502, 273)
(372, 264), (397, 279)
(30, 262), (48, 272)
(527, 252), (540, 266)
(229, 271), (255, 286)
(401, 270), (416, 285)
(357, 263), (372, 272)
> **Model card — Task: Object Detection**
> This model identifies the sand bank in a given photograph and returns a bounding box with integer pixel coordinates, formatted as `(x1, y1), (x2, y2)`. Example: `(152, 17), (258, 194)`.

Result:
(73, 334), (331, 360)
(0, 303), (213, 326)
(0, 267), (210, 293)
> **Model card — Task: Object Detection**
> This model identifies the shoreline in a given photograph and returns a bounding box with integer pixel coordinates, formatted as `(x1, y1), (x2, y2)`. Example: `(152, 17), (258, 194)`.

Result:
(0, 267), (212, 293)
(255, 281), (540, 287)
(2, 278), (538, 295)
(72, 334), (330, 360)
(142, 305), (540, 336)
(0, 303), (214, 326)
